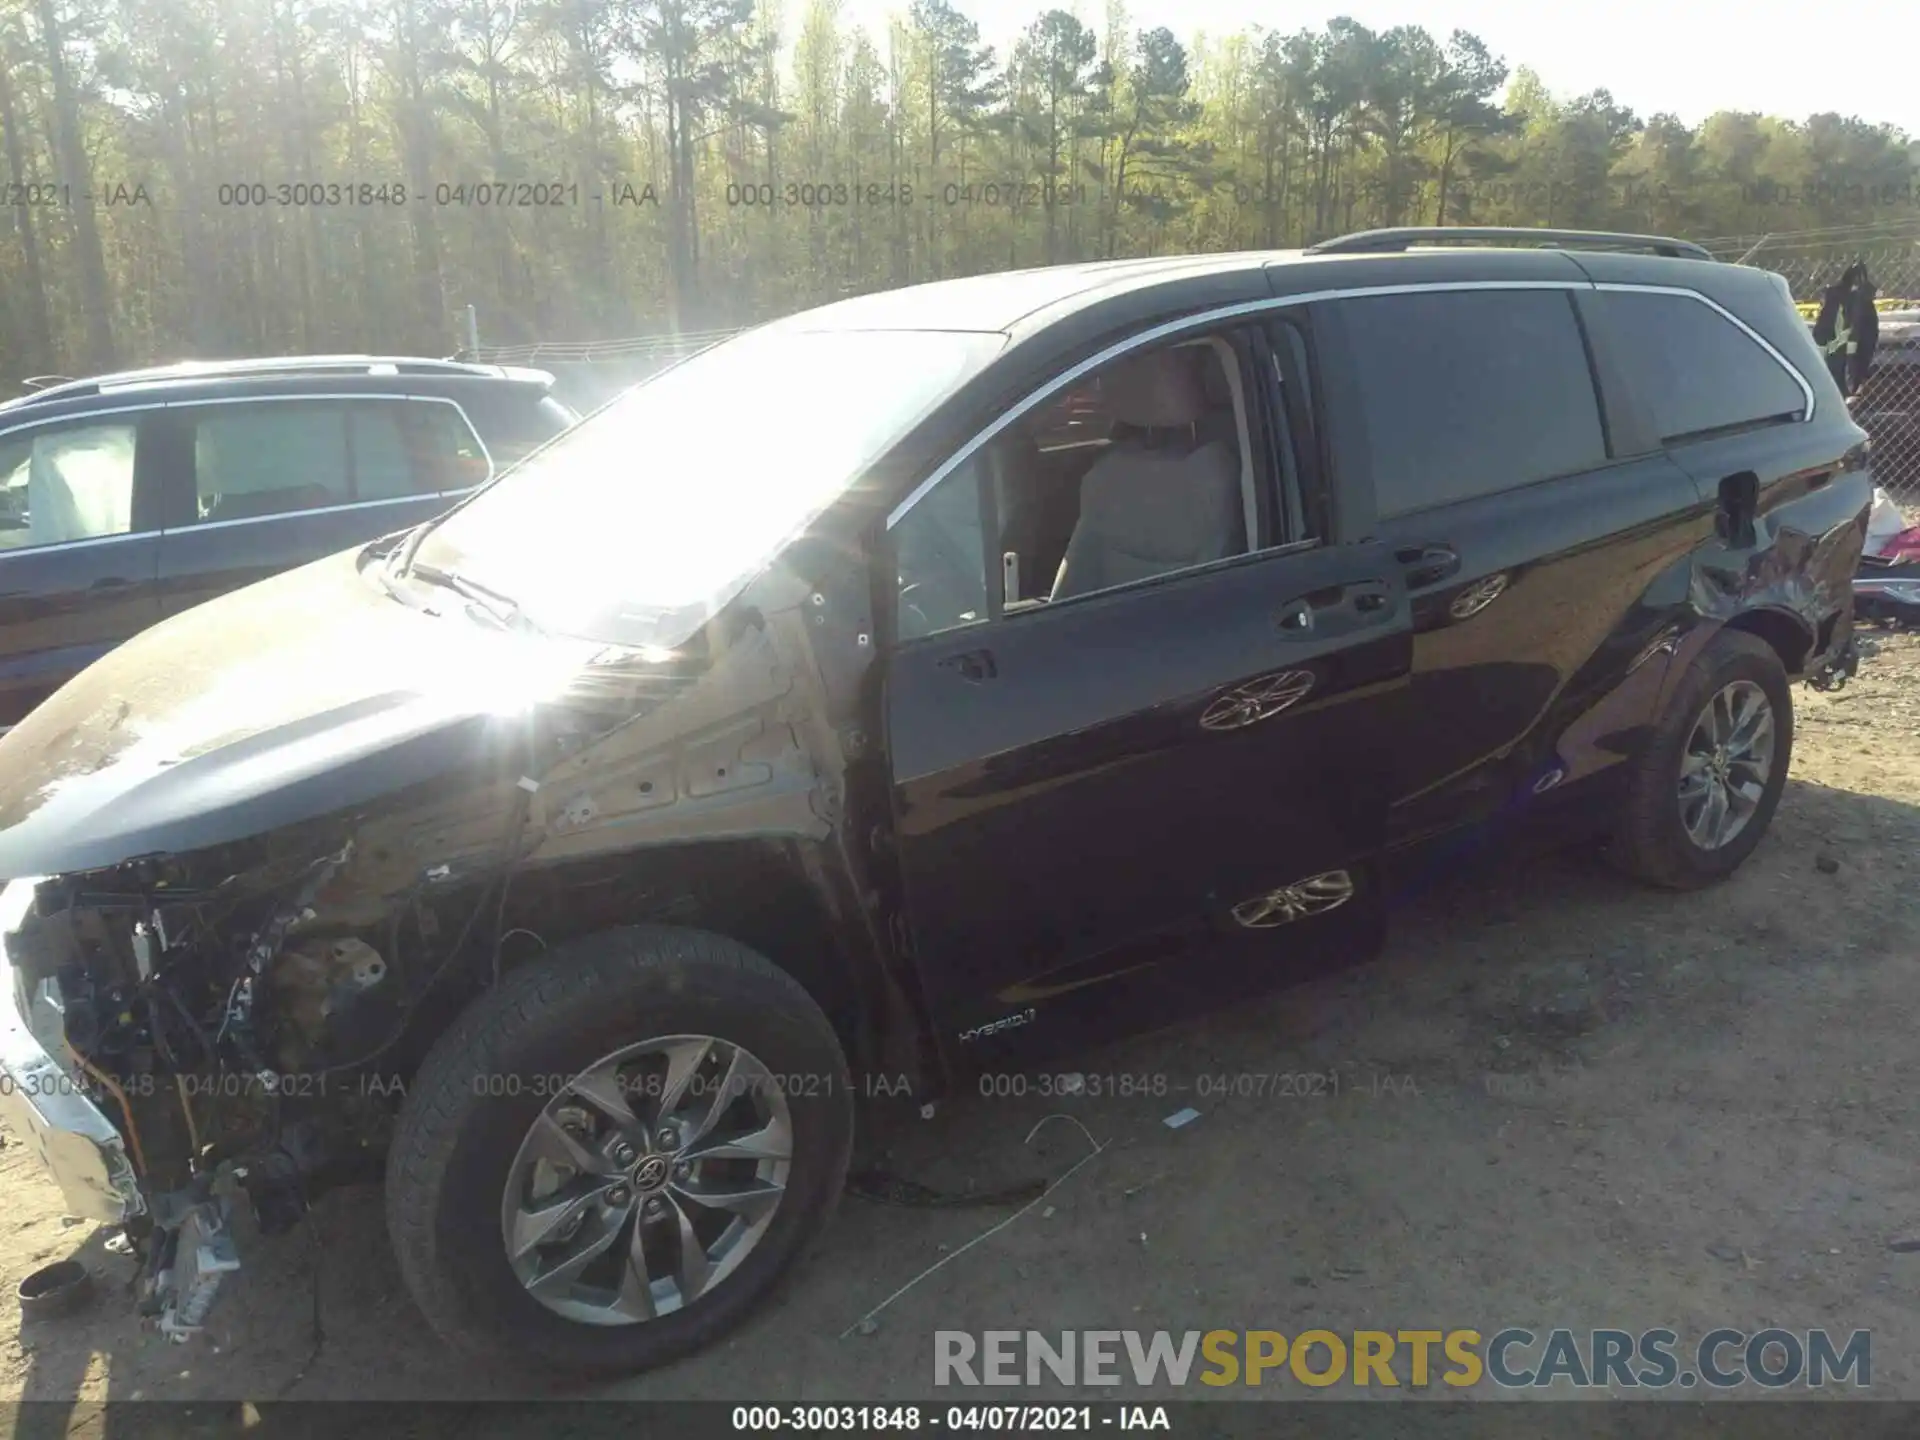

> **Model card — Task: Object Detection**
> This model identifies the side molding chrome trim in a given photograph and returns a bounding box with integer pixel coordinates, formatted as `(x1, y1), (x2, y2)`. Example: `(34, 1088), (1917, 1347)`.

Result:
(1591, 282), (1818, 423)
(886, 280), (1589, 531)
(887, 276), (1820, 533)
(170, 490), (445, 536)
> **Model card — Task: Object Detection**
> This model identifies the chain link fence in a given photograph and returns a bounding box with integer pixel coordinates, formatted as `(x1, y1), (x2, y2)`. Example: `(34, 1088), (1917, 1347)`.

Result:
(456, 330), (741, 417)
(1708, 226), (1920, 512)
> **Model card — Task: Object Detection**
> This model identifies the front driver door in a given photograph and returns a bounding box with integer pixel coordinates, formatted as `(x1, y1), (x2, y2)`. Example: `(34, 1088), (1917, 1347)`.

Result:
(883, 365), (1411, 1067)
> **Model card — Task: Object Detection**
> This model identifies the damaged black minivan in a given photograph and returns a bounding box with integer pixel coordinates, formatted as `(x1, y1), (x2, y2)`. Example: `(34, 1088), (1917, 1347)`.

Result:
(0, 228), (1872, 1378)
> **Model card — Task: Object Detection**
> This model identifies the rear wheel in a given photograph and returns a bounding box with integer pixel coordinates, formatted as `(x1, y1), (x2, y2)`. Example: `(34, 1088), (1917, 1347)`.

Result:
(385, 925), (853, 1380)
(1607, 628), (1793, 889)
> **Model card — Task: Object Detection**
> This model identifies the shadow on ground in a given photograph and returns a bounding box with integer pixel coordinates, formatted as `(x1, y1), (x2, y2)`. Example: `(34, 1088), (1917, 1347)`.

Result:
(5, 769), (1920, 1416)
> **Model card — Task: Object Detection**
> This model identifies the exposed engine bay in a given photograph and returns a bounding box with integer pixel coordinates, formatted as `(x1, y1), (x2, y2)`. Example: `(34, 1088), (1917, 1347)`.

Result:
(0, 579), (905, 1343)
(6, 768), (583, 1336)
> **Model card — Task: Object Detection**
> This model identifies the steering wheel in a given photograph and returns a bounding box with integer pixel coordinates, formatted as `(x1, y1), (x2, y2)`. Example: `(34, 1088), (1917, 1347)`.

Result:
(897, 517), (984, 636)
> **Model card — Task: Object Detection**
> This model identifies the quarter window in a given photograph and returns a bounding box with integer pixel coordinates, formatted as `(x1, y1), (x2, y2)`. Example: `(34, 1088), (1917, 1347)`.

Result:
(0, 421), (140, 551)
(1598, 290), (1808, 442)
(407, 400), (492, 491)
(1331, 289), (1609, 518)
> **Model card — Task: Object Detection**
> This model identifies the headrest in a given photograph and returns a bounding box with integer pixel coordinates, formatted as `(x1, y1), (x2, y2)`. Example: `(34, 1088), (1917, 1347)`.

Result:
(1103, 346), (1212, 430)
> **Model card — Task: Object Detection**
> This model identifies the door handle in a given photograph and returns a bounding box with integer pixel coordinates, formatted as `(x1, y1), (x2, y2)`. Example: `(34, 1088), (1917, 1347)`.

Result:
(1395, 543), (1460, 589)
(1275, 599), (1315, 636)
(1349, 583), (1391, 615)
(1277, 580), (1394, 637)
(90, 576), (132, 590)
(939, 648), (998, 682)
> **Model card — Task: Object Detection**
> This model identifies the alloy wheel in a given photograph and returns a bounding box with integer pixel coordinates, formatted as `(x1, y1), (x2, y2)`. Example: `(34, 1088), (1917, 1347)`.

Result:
(499, 1034), (793, 1326)
(1200, 670), (1316, 731)
(1231, 869), (1355, 928)
(1677, 679), (1775, 851)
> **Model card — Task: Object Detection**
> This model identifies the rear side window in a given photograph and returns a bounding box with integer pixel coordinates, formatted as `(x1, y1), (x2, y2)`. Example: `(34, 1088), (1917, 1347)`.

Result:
(348, 402), (421, 500)
(192, 403), (350, 523)
(1598, 290), (1808, 443)
(184, 398), (489, 522)
(1330, 289), (1608, 518)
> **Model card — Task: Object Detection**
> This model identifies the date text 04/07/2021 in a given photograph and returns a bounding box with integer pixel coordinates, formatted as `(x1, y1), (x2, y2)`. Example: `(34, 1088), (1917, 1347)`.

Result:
(730, 1405), (1172, 1432)
(973, 1071), (1421, 1101)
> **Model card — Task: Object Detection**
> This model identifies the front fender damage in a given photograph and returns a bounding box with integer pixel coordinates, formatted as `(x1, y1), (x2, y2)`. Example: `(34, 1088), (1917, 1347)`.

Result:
(0, 592), (920, 1344)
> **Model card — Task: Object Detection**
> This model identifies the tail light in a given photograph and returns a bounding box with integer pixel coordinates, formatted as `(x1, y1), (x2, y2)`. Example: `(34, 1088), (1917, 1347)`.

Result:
(1884, 525), (1920, 563)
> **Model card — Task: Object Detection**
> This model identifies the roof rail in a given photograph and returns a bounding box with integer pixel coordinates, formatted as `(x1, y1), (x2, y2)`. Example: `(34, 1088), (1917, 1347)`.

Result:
(88, 355), (496, 384)
(3, 355), (511, 410)
(1304, 226), (1716, 263)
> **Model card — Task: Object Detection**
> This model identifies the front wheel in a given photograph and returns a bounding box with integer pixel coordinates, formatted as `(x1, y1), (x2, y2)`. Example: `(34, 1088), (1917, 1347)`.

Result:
(1607, 628), (1793, 889)
(384, 925), (853, 1380)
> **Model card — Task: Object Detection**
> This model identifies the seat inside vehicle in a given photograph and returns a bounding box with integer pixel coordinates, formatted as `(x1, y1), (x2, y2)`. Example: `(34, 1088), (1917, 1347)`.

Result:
(202, 484), (338, 523)
(996, 337), (1251, 608)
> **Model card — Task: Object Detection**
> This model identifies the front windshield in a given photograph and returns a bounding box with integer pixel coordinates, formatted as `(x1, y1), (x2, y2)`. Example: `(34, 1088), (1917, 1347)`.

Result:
(412, 325), (1005, 647)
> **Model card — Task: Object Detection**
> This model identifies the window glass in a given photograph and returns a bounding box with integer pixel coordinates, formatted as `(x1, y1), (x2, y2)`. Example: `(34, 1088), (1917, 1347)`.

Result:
(1028, 379), (1114, 451)
(414, 326), (1003, 649)
(349, 403), (421, 500)
(995, 339), (1250, 606)
(407, 401), (492, 491)
(192, 403), (349, 522)
(1334, 289), (1608, 518)
(0, 422), (139, 551)
(895, 455), (989, 642)
(461, 392), (572, 471)
(1600, 290), (1808, 442)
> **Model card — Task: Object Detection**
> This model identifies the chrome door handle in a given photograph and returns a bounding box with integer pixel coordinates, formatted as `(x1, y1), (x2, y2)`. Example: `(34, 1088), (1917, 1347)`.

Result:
(1276, 600), (1315, 635)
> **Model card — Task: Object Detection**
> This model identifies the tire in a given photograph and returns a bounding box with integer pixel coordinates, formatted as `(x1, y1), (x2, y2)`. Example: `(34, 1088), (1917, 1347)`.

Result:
(384, 925), (853, 1382)
(1607, 627), (1793, 890)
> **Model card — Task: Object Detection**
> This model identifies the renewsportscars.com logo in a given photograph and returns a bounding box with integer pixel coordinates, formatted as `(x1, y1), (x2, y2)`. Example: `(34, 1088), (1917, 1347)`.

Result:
(933, 1328), (1871, 1390)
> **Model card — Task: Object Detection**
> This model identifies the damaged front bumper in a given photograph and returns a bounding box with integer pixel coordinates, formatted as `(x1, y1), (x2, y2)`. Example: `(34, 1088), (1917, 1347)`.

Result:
(0, 877), (147, 1225)
(1, 878), (239, 1342)
(1806, 633), (1861, 692)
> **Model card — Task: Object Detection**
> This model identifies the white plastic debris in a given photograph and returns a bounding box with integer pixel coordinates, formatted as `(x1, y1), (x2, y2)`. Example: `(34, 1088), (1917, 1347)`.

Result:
(1163, 1107), (1201, 1129)
(1867, 488), (1907, 556)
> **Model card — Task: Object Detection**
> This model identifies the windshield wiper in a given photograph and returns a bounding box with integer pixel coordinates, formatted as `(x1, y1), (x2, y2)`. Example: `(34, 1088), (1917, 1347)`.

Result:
(390, 519), (435, 578)
(407, 562), (543, 634)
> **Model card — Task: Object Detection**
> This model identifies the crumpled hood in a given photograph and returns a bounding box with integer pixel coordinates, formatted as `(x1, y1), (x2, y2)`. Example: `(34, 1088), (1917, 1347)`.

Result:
(0, 548), (605, 880)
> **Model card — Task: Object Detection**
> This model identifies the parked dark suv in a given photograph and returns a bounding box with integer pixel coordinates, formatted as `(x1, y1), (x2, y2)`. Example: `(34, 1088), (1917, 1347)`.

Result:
(0, 356), (578, 730)
(0, 230), (1871, 1379)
